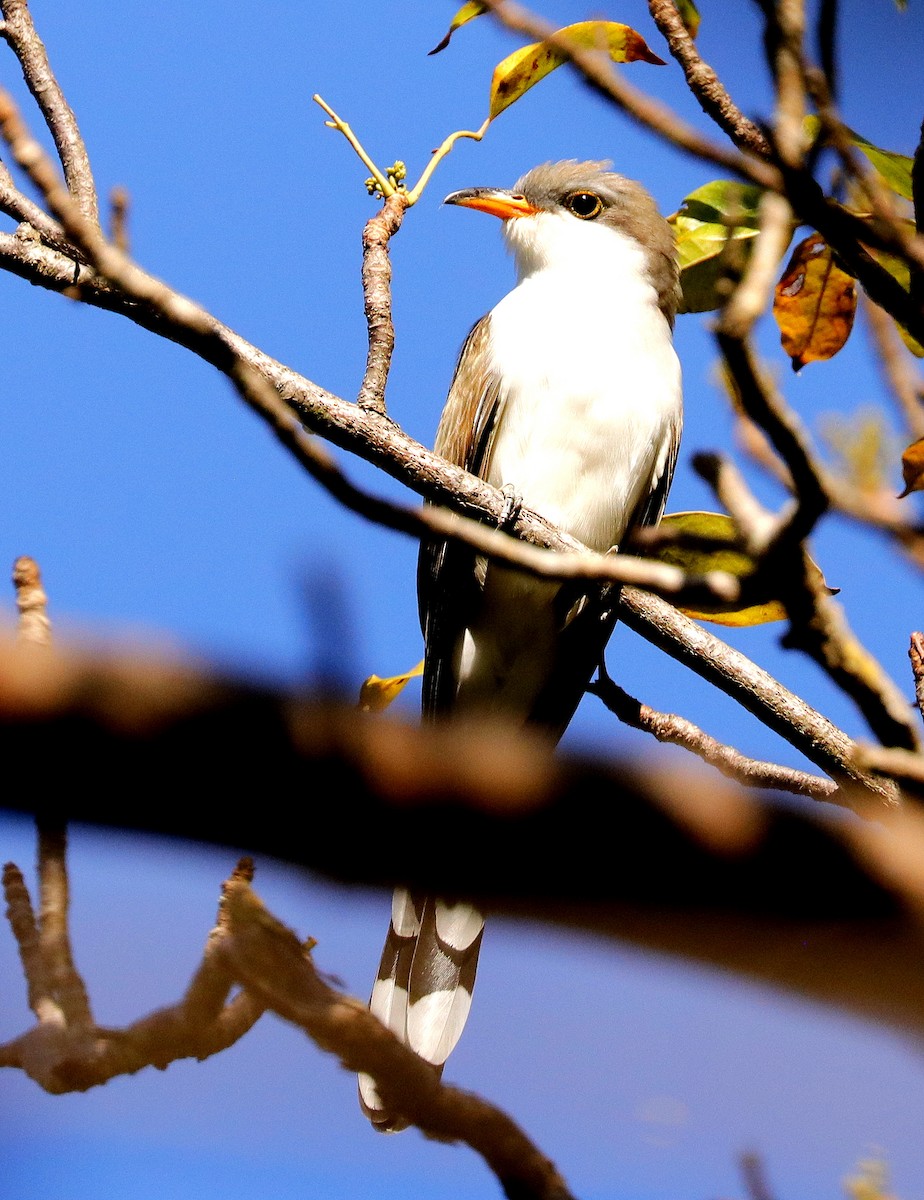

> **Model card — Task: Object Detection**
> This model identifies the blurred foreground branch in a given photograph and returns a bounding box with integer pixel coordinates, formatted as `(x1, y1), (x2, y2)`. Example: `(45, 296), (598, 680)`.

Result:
(2, 637), (924, 1046)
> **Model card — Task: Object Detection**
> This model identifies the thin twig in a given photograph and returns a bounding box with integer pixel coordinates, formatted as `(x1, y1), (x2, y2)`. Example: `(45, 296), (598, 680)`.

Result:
(0, 0), (98, 222)
(356, 193), (407, 414)
(910, 632), (924, 723)
(862, 293), (924, 441)
(313, 94), (395, 198)
(717, 190), (794, 341)
(36, 822), (93, 1031)
(406, 120), (491, 204)
(646, 0), (771, 158)
(693, 441), (920, 753)
(109, 185), (130, 253)
(617, 585), (899, 805)
(13, 555), (50, 646)
(589, 669), (841, 803)
(716, 335), (827, 547)
(220, 881), (576, 1200)
(0, 856), (266, 1091)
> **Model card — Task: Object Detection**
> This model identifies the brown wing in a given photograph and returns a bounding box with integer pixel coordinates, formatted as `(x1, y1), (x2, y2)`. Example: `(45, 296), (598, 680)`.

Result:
(418, 316), (504, 718)
(625, 414), (682, 535)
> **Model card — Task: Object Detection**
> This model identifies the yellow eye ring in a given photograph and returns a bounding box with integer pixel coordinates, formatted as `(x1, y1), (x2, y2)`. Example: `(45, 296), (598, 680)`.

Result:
(564, 191), (603, 220)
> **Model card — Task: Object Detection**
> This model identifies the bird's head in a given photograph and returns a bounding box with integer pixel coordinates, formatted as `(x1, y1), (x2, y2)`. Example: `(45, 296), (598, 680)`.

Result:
(444, 159), (680, 324)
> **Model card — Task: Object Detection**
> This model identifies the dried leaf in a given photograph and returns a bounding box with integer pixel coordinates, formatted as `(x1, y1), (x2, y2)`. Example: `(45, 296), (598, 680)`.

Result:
(653, 511), (836, 627)
(488, 21), (664, 120)
(899, 436), (924, 497)
(668, 180), (763, 313)
(773, 234), (857, 369)
(358, 661), (424, 711)
(675, 0), (701, 38)
(428, 1), (487, 55)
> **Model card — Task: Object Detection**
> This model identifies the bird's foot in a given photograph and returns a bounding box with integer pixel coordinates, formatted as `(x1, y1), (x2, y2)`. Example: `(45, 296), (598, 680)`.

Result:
(497, 484), (522, 531)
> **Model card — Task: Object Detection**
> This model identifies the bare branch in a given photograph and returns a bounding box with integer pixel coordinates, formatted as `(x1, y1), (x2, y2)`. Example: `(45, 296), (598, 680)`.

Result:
(646, 0), (771, 158)
(356, 193), (407, 414)
(910, 632), (924, 723)
(718, 335), (827, 548)
(8, 639), (924, 1048)
(717, 191), (794, 341)
(693, 442), (919, 753)
(220, 881), (576, 1200)
(109, 185), (129, 253)
(589, 669), (841, 803)
(0, 0), (98, 222)
(0, 855), (266, 1091)
(35, 822), (93, 1031)
(862, 293), (924, 441)
(13, 555), (50, 646)
(618, 587), (898, 804)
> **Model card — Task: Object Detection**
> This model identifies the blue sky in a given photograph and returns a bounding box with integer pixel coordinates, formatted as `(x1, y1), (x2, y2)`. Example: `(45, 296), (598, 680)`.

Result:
(2, 2), (924, 1198)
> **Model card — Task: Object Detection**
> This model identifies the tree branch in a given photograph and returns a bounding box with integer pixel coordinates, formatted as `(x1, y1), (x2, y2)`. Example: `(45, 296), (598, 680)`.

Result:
(0, 0), (98, 222)
(2, 638), (924, 1045)
(356, 193), (407, 414)
(646, 0), (772, 158)
(589, 668), (841, 803)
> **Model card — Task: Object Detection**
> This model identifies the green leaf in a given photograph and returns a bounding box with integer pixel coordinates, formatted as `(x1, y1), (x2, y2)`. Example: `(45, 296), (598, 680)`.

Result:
(652, 512), (836, 627)
(488, 21), (665, 120)
(851, 132), (914, 201)
(428, 2), (487, 55)
(803, 115), (913, 200)
(669, 181), (764, 313)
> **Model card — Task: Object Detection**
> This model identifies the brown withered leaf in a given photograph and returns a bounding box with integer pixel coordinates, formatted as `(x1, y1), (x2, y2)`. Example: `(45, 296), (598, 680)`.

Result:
(899, 436), (924, 497)
(773, 234), (857, 370)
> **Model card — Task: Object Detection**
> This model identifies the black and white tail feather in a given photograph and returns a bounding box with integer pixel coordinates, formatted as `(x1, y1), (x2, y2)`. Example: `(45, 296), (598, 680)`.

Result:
(357, 890), (484, 1131)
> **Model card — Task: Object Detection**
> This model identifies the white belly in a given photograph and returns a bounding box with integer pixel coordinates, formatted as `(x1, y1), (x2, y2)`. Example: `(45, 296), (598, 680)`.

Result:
(455, 265), (681, 715)
(484, 269), (681, 552)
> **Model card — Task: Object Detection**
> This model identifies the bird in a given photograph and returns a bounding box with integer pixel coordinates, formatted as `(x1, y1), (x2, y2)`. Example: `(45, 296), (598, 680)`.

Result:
(358, 160), (682, 1131)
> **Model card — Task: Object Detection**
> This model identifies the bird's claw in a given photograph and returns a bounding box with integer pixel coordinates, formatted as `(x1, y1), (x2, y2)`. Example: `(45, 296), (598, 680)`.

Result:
(497, 484), (522, 531)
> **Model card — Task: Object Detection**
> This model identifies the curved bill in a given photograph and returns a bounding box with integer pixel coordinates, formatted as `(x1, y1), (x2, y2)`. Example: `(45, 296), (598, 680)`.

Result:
(443, 187), (539, 220)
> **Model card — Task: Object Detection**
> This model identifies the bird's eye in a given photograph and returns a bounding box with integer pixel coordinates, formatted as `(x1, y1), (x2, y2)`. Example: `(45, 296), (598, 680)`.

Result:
(564, 191), (603, 220)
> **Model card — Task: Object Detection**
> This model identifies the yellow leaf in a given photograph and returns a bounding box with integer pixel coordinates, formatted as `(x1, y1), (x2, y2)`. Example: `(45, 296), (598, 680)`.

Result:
(773, 234), (857, 369)
(428, 1), (487, 55)
(653, 512), (836, 627)
(899, 436), (924, 497)
(358, 661), (424, 712)
(488, 21), (665, 120)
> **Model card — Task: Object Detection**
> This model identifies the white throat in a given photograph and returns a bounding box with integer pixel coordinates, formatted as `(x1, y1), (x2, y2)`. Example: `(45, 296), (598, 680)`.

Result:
(503, 208), (654, 293)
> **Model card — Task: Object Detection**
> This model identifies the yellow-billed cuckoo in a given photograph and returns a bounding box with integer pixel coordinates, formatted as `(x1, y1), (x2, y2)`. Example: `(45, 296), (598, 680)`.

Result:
(359, 160), (682, 1130)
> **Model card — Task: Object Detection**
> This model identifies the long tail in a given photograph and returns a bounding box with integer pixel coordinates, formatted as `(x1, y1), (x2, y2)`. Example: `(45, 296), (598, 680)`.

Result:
(358, 889), (484, 1131)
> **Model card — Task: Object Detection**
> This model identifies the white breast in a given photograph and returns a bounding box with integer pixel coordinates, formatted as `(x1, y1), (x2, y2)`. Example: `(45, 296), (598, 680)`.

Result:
(485, 210), (681, 552)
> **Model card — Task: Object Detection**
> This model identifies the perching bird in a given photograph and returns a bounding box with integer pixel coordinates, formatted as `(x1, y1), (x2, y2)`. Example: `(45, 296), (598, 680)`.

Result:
(359, 160), (682, 1130)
